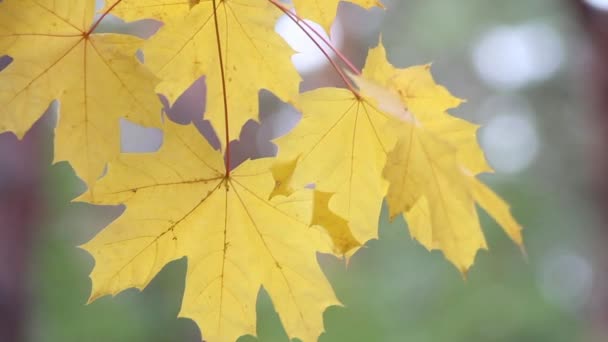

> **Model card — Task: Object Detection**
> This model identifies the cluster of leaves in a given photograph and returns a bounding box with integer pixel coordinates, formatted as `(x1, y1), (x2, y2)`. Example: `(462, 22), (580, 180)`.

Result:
(0, 1), (523, 341)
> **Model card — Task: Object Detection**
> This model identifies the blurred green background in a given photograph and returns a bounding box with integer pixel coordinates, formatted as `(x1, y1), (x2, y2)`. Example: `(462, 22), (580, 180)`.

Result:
(5, 0), (604, 341)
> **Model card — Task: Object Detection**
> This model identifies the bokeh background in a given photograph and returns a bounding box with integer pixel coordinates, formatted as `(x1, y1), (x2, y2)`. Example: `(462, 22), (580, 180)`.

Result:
(2, 0), (608, 341)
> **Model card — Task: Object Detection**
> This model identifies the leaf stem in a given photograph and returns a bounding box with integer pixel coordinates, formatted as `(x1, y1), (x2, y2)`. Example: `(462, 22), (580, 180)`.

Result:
(299, 18), (361, 76)
(268, 0), (361, 97)
(270, 1), (361, 75)
(211, 0), (231, 176)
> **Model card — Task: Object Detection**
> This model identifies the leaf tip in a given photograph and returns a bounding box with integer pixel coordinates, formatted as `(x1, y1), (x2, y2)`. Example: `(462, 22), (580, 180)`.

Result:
(519, 243), (529, 263)
(460, 267), (469, 281)
(85, 284), (106, 305)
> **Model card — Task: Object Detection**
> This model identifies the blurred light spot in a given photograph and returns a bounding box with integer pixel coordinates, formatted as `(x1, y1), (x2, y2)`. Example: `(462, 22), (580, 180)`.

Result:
(276, 15), (343, 74)
(120, 118), (163, 153)
(539, 252), (593, 312)
(472, 22), (564, 89)
(585, 0), (608, 11)
(479, 96), (539, 173)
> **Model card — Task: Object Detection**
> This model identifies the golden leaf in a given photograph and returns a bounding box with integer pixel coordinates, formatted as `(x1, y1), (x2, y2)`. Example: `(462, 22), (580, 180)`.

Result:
(357, 42), (523, 272)
(137, 0), (302, 146)
(79, 121), (339, 342)
(0, 0), (162, 188)
(275, 88), (396, 245)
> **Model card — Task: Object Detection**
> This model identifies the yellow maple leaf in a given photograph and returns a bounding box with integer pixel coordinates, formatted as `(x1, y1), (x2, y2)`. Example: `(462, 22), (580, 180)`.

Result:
(362, 43), (492, 175)
(384, 127), (523, 271)
(357, 42), (523, 272)
(0, 0), (162, 188)
(274, 88), (396, 246)
(79, 120), (340, 342)
(292, 0), (384, 32)
(129, 0), (301, 146)
(383, 123), (489, 271)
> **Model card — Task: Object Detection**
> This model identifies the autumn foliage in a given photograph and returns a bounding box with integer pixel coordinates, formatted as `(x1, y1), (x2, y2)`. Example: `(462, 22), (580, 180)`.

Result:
(0, 1), (523, 341)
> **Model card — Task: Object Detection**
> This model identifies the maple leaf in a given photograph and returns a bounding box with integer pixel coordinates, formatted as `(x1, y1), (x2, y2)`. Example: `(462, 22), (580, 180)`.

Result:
(111, 0), (302, 146)
(274, 87), (396, 247)
(292, 0), (384, 32)
(383, 124), (523, 271)
(360, 43), (492, 175)
(79, 120), (340, 342)
(358, 42), (523, 272)
(382, 123), (490, 270)
(0, 0), (162, 188)
(1, 0), (527, 338)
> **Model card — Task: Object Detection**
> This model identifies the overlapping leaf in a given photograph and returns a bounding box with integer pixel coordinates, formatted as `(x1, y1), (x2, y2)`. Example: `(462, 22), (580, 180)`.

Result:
(274, 88), (396, 247)
(270, 159), (361, 256)
(79, 121), (340, 342)
(0, 0), (162, 188)
(359, 43), (523, 271)
(361, 43), (491, 175)
(112, 0), (302, 146)
(275, 41), (522, 272)
(1, 0), (526, 340)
